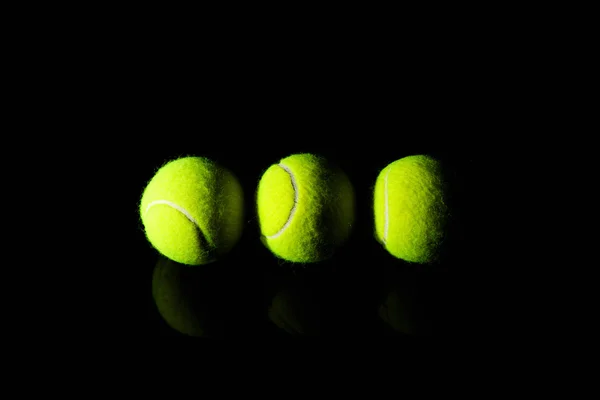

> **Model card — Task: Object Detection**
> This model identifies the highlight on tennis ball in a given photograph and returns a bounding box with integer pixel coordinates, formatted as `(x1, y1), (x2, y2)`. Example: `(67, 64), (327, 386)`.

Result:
(140, 156), (244, 266)
(373, 155), (449, 264)
(256, 153), (355, 263)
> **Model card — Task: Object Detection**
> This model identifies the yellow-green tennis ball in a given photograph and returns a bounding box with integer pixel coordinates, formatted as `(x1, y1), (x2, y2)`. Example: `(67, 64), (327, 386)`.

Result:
(140, 156), (244, 266)
(256, 153), (355, 263)
(374, 155), (448, 263)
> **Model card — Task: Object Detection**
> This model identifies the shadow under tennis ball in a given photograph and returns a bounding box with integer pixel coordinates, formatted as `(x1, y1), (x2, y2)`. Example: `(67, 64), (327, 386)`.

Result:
(151, 255), (226, 337)
(376, 259), (457, 336)
(267, 277), (334, 336)
(375, 263), (435, 336)
(378, 284), (420, 336)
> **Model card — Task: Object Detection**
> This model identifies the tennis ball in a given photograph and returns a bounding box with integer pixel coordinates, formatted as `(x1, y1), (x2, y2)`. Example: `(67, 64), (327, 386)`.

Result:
(373, 155), (448, 263)
(256, 153), (355, 263)
(140, 156), (244, 266)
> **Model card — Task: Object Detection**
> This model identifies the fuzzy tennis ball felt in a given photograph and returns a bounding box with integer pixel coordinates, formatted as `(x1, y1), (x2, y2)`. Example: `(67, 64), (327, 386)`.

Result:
(373, 155), (448, 263)
(140, 156), (244, 266)
(256, 153), (355, 263)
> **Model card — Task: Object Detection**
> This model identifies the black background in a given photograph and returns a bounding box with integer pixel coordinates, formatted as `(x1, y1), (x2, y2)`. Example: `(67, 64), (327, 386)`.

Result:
(15, 21), (533, 339)
(125, 122), (485, 337)
(115, 55), (499, 337)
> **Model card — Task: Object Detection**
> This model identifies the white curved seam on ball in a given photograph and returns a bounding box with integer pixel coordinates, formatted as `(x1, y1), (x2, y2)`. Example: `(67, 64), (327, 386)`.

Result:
(145, 200), (200, 227)
(145, 200), (213, 248)
(266, 163), (298, 239)
(145, 200), (215, 260)
(383, 165), (392, 244)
